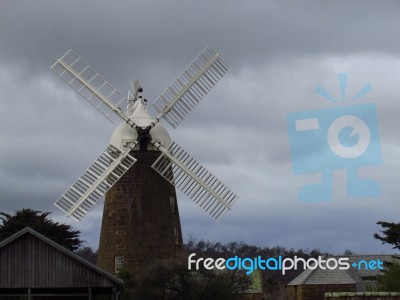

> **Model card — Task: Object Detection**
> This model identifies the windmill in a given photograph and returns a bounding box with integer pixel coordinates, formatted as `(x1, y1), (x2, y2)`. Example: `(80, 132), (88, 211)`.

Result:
(50, 46), (238, 274)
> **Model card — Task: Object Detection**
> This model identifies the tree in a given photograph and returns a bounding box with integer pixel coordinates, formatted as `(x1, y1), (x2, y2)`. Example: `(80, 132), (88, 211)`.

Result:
(118, 264), (253, 300)
(343, 249), (355, 256)
(373, 221), (400, 250)
(0, 208), (83, 251)
(75, 246), (98, 264)
(374, 221), (400, 291)
(377, 261), (400, 291)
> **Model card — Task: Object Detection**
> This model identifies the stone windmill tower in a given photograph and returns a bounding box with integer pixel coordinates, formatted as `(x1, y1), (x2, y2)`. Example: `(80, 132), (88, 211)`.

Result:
(50, 47), (238, 274)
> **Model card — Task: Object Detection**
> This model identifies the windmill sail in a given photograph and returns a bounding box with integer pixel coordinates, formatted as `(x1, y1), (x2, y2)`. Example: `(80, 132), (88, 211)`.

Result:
(51, 49), (134, 126)
(151, 141), (238, 221)
(54, 143), (137, 221)
(51, 46), (237, 224)
(152, 46), (228, 129)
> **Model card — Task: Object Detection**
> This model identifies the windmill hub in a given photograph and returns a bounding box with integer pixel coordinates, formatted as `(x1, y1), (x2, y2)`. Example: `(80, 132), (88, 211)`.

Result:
(110, 99), (171, 151)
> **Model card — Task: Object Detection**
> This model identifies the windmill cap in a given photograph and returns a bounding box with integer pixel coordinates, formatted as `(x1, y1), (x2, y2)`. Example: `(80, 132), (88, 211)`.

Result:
(109, 100), (171, 150)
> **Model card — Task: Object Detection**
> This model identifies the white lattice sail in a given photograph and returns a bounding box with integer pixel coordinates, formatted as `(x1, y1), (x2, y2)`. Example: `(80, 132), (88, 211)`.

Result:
(54, 144), (137, 221)
(51, 47), (238, 223)
(152, 46), (228, 129)
(151, 141), (238, 221)
(51, 49), (131, 125)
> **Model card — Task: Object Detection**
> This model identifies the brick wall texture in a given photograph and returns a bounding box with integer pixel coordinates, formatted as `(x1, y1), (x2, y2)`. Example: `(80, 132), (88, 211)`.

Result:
(97, 150), (183, 275)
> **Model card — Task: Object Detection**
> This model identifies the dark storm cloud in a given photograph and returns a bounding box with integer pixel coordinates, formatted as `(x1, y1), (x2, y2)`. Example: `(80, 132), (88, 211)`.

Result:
(1, 1), (400, 80)
(0, 0), (400, 254)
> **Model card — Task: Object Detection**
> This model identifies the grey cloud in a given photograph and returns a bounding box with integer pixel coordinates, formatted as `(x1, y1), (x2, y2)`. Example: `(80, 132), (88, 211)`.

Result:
(0, 0), (399, 255)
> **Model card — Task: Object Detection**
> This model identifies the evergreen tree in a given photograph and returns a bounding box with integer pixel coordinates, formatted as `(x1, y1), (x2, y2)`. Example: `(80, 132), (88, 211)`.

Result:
(374, 221), (400, 291)
(0, 208), (82, 251)
(374, 221), (400, 250)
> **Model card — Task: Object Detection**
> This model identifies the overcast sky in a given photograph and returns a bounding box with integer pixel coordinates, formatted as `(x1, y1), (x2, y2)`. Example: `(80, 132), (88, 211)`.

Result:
(1, 0), (400, 255)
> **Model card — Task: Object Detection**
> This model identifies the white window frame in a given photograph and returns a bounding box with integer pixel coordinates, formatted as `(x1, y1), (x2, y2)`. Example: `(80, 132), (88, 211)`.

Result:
(115, 255), (124, 273)
(169, 195), (176, 214)
(173, 227), (180, 244)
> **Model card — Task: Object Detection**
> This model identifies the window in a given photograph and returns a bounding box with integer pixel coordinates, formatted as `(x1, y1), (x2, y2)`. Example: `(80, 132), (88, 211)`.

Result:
(169, 195), (176, 214)
(115, 256), (124, 273)
(173, 227), (180, 244)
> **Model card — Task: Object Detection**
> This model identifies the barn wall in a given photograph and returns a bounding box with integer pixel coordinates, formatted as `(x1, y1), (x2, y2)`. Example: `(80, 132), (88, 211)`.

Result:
(0, 233), (118, 288)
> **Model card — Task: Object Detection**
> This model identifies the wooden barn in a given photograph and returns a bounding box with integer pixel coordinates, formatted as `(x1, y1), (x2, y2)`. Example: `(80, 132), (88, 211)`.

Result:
(0, 227), (123, 299)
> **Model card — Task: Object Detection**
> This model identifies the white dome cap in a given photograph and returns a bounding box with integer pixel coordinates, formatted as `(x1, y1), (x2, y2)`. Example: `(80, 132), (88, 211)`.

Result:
(109, 100), (171, 150)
